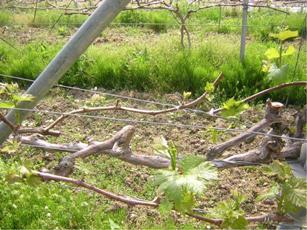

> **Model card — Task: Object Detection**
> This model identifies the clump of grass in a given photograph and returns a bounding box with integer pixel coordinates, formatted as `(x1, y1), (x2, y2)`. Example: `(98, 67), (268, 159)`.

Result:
(115, 10), (175, 33)
(29, 10), (87, 28)
(247, 11), (305, 40)
(0, 42), (60, 82)
(0, 10), (11, 26)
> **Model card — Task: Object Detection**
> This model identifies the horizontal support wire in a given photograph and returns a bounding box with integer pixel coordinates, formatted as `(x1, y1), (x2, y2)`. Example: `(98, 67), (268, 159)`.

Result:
(0, 73), (212, 115)
(1, 106), (306, 142)
(0, 21), (283, 28)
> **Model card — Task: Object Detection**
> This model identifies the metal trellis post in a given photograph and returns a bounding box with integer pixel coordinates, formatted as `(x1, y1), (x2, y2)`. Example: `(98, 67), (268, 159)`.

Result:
(240, 0), (249, 62)
(0, 0), (130, 144)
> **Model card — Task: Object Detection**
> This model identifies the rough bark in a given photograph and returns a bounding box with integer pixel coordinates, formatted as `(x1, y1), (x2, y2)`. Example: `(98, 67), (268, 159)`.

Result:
(294, 105), (307, 138)
(206, 100), (284, 160)
(16, 102), (305, 175)
(18, 128), (301, 176)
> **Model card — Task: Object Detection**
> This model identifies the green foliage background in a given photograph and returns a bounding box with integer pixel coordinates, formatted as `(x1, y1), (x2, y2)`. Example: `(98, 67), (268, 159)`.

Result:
(0, 35), (305, 104)
(0, 9), (306, 105)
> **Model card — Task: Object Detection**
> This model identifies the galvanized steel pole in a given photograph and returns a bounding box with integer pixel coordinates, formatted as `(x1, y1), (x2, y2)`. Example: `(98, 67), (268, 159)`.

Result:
(240, 0), (248, 62)
(0, 0), (130, 144)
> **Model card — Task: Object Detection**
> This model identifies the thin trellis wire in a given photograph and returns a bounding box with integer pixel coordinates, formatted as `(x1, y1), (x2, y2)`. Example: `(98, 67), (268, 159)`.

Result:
(0, 21), (284, 28)
(0, 73), (214, 116)
(2, 107), (307, 142)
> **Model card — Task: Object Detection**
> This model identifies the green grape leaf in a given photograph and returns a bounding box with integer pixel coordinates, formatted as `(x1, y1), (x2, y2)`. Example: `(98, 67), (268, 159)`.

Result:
(26, 174), (42, 186)
(174, 189), (195, 212)
(221, 98), (249, 117)
(154, 170), (177, 190)
(262, 160), (293, 180)
(265, 48), (280, 60)
(154, 159), (217, 212)
(20, 166), (31, 178)
(179, 155), (204, 174)
(183, 91), (192, 101)
(109, 218), (120, 230)
(284, 178), (307, 209)
(158, 199), (174, 216)
(262, 60), (271, 73)
(208, 127), (219, 143)
(5, 83), (19, 94)
(270, 30), (298, 41)
(267, 64), (288, 83)
(152, 136), (169, 157)
(256, 184), (279, 202)
(1, 140), (21, 154)
(209, 192), (248, 229)
(261, 161), (307, 214)
(282, 45), (296, 57)
(12, 94), (34, 103)
(155, 162), (217, 195)
(204, 82), (215, 94)
(175, 175), (205, 194)
(226, 215), (248, 229)
(232, 190), (247, 208)
(188, 162), (218, 182)
(0, 101), (15, 109)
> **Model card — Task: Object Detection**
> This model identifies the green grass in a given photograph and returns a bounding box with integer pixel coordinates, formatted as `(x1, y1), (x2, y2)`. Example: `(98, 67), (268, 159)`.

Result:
(114, 10), (175, 32)
(0, 153), (197, 229)
(0, 31), (305, 104)
(2, 7), (305, 37)
(0, 10), (11, 26)
(0, 9), (174, 32)
(0, 157), (131, 229)
(32, 10), (87, 28)
(0, 9), (305, 104)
